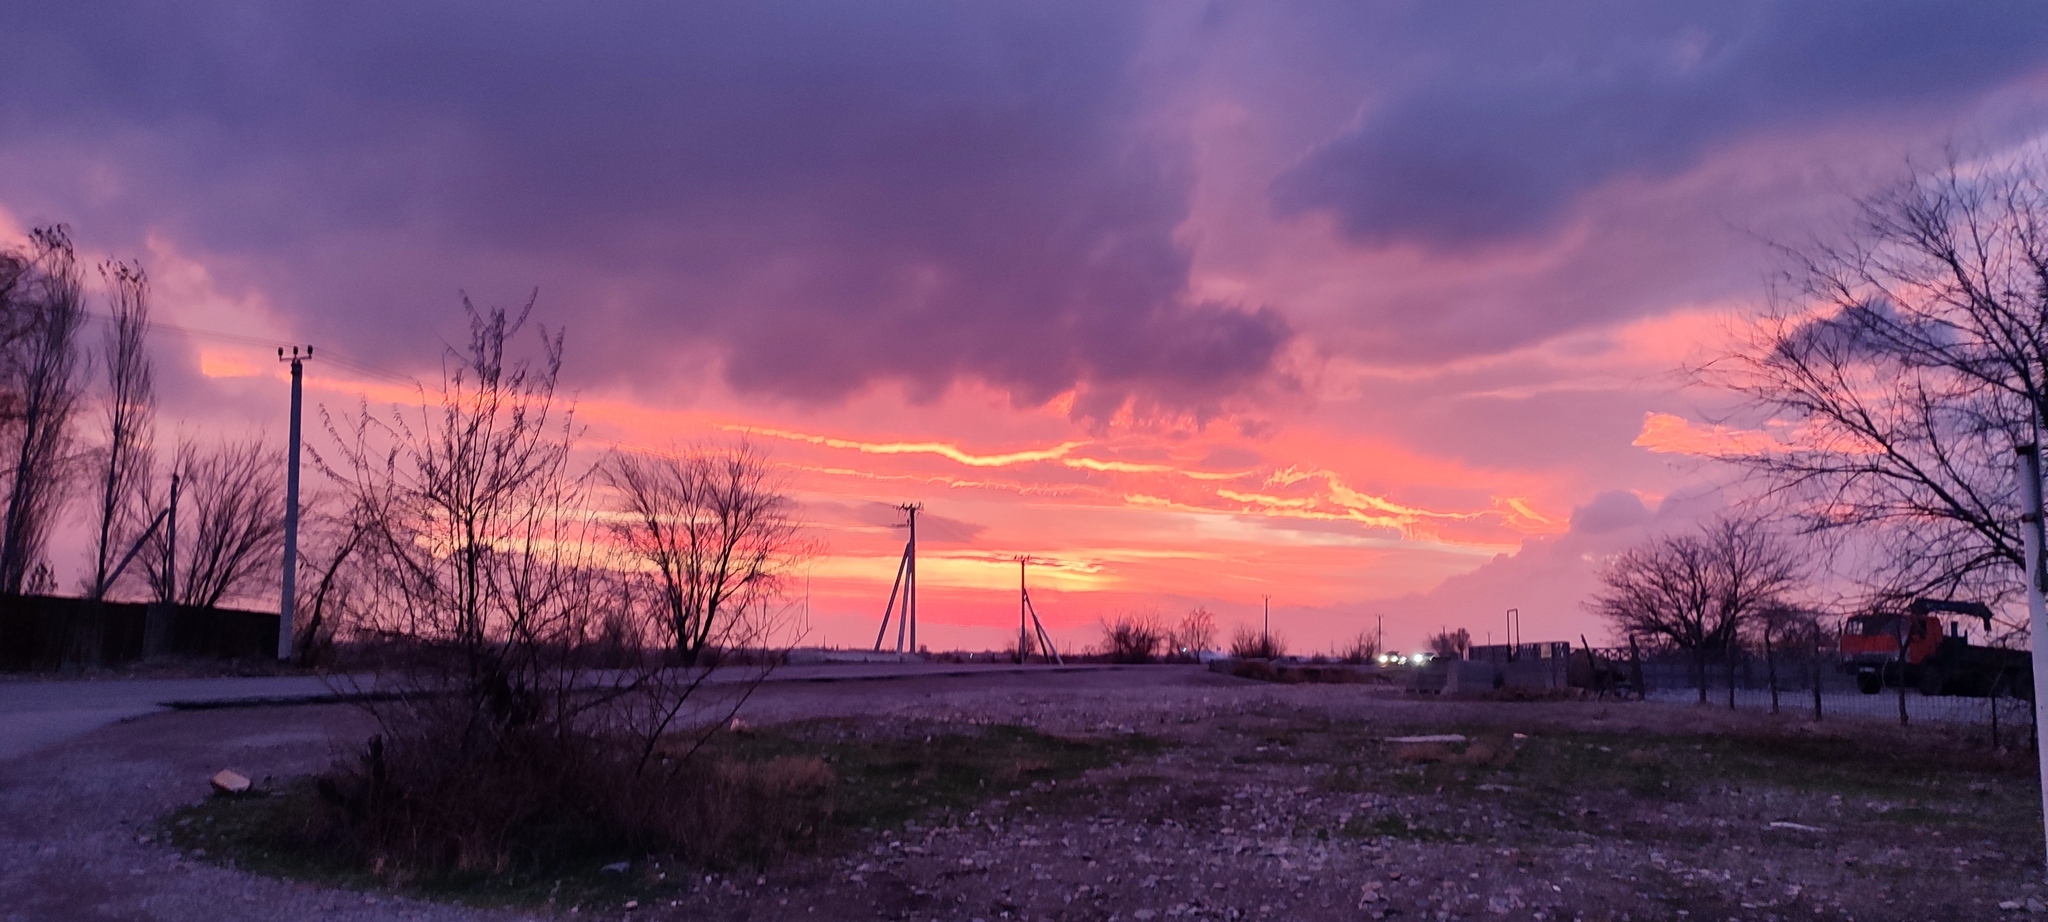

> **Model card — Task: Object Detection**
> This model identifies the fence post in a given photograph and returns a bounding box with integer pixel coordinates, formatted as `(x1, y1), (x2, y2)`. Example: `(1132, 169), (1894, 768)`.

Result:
(1726, 631), (1738, 711)
(1629, 634), (1646, 701)
(1810, 623), (1823, 722)
(1993, 678), (2003, 750)
(1765, 625), (1779, 716)
(1896, 615), (1909, 727)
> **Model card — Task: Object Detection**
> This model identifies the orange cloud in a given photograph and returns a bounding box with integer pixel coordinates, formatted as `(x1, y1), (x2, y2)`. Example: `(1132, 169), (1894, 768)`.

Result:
(1632, 412), (1778, 456)
(736, 425), (1088, 467)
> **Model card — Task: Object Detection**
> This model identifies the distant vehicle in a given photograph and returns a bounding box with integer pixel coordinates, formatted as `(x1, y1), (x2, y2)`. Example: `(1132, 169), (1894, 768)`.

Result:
(1840, 598), (2031, 698)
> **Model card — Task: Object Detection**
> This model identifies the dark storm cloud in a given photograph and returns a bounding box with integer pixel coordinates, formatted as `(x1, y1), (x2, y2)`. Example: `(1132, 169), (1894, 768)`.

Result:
(1271, 0), (2048, 247)
(0, 2), (1287, 415)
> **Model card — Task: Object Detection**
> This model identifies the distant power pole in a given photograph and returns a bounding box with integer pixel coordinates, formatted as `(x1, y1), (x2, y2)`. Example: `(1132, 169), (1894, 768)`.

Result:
(1016, 557), (1061, 665)
(1019, 558), (1029, 663)
(871, 503), (921, 654)
(1263, 594), (1272, 652)
(277, 346), (312, 661)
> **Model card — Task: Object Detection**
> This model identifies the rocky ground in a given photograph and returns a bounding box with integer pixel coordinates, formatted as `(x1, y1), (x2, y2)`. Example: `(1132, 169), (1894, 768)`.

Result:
(3, 666), (2041, 921)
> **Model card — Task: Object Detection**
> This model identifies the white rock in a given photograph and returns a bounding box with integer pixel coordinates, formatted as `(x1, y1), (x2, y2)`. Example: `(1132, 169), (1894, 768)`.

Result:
(209, 770), (251, 795)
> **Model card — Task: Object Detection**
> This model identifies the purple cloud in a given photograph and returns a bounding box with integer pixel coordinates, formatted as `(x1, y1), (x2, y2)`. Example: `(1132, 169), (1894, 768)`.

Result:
(1270, 0), (2048, 247)
(0, 2), (1287, 416)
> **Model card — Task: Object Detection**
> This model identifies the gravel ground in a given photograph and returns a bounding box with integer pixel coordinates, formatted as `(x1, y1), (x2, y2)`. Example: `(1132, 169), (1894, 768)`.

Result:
(2, 666), (2042, 921)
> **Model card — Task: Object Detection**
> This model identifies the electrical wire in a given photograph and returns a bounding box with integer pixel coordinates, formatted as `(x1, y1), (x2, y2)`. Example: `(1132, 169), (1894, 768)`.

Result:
(82, 310), (421, 386)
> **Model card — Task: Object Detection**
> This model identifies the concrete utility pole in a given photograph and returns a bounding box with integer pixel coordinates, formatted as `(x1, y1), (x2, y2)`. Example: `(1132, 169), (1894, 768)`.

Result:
(872, 503), (922, 654)
(1015, 556), (1062, 665)
(277, 346), (311, 661)
(2014, 444), (2048, 878)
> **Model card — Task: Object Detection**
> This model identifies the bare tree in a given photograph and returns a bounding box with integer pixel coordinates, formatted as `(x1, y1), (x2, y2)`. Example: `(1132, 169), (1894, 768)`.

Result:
(1099, 610), (1165, 663)
(1427, 627), (1471, 659)
(1706, 152), (2048, 613)
(0, 227), (87, 595)
(85, 261), (153, 600)
(1169, 606), (1217, 658)
(137, 439), (287, 609)
(599, 444), (805, 666)
(1588, 517), (1802, 702)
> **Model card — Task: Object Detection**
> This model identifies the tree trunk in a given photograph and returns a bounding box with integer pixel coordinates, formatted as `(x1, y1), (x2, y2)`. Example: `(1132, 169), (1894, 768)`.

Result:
(1692, 646), (1707, 704)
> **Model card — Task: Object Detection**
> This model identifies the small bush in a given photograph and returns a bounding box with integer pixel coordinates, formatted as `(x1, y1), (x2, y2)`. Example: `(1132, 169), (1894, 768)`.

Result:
(1100, 612), (1165, 664)
(1229, 624), (1285, 659)
(303, 709), (834, 882)
(1228, 659), (1279, 681)
(1338, 631), (1381, 664)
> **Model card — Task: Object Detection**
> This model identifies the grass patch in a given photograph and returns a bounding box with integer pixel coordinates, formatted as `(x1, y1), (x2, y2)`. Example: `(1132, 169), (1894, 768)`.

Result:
(1213, 713), (2038, 849)
(710, 719), (1155, 831)
(160, 718), (1148, 908)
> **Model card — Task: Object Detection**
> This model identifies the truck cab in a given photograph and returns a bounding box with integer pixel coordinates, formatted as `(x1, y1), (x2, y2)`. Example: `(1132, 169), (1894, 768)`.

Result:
(1840, 599), (2029, 697)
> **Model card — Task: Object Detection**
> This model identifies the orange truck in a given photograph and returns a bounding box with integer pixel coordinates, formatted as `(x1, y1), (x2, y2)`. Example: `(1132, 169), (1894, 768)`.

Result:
(1840, 598), (2032, 698)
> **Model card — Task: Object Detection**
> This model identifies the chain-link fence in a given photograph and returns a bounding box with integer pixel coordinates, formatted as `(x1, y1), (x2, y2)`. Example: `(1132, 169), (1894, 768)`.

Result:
(1614, 646), (2035, 742)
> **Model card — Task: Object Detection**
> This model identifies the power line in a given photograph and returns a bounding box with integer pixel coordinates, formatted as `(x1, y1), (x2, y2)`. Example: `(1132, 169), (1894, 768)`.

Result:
(81, 311), (419, 386)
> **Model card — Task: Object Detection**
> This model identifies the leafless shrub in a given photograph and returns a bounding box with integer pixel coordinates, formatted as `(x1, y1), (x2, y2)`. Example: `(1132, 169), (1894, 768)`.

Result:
(309, 707), (833, 878)
(1338, 631), (1381, 664)
(1004, 625), (1039, 663)
(289, 500), (368, 666)
(306, 295), (792, 878)
(1229, 623), (1285, 659)
(1098, 610), (1164, 663)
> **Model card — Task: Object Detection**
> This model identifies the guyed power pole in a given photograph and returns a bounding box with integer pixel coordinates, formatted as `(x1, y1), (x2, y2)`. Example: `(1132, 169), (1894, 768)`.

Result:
(872, 503), (921, 654)
(277, 346), (312, 661)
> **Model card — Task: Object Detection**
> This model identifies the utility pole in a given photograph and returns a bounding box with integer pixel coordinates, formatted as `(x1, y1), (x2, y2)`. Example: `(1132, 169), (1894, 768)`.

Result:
(165, 473), (178, 606)
(2015, 444), (2048, 879)
(277, 346), (311, 661)
(906, 504), (918, 653)
(872, 503), (922, 655)
(1263, 594), (1272, 654)
(1019, 558), (1030, 663)
(1016, 556), (1062, 665)
(1376, 613), (1384, 658)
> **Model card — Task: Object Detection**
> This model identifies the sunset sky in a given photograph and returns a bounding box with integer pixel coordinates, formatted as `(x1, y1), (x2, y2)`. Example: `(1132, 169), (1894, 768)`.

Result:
(3, 2), (2047, 653)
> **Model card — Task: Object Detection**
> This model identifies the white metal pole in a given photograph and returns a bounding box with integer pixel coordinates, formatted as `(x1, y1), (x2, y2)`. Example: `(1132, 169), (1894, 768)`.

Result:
(2015, 444), (2048, 878)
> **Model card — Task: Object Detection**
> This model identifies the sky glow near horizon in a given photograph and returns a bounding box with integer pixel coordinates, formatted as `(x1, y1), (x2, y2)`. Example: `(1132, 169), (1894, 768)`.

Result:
(3, 2), (2046, 652)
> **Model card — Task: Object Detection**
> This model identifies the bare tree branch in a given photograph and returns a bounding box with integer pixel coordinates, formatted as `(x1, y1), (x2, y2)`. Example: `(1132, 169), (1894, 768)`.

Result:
(0, 226), (88, 594)
(1705, 153), (2048, 620)
(86, 261), (153, 600)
